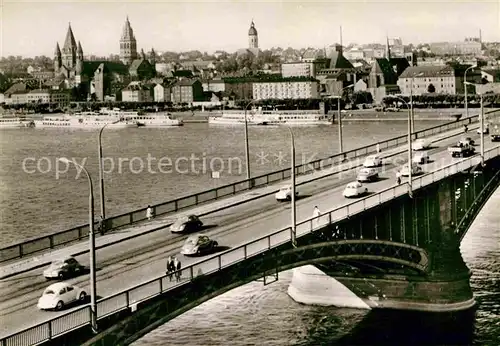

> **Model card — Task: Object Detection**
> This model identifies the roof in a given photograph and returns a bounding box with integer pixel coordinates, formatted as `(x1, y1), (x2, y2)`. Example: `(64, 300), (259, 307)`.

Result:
(328, 51), (354, 69)
(399, 65), (454, 79)
(29, 89), (50, 94)
(4, 83), (28, 95)
(482, 69), (500, 81)
(82, 61), (129, 77)
(63, 24), (77, 51)
(46, 282), (71, 291)
(248, 21), (257, 36)
(389, 57), (410, 77)
(372, 58), (398, 85)
(175, 79), (199, 86)
(129, 59), (145, 73)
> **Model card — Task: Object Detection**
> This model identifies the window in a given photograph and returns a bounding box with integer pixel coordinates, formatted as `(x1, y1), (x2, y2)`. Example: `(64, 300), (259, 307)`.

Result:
(66, 286), (74, 292)
(59, 288), (66, 295)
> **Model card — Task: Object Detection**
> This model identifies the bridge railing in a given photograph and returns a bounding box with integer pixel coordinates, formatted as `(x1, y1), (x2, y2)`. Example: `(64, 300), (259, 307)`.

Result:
(0, 114), (482, 264)
(3, 144), (499, 346)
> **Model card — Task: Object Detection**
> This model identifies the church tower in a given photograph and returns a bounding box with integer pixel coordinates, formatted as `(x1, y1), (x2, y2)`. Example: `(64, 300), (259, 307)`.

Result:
(248, 20), (258, 49)
(120, 16), (138, 65)
(75, 41), (84, 74)
(149, 48), (156, 66)
(61, 23), (77, 69)
(54, 43), (62, 73)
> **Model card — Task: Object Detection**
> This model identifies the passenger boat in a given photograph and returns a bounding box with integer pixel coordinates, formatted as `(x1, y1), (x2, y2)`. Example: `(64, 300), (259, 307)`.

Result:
(125, 113), (183, 127)
(208, 107), (330, 126)
(0, 117), (35, 128)
(33, 114), (138, 129)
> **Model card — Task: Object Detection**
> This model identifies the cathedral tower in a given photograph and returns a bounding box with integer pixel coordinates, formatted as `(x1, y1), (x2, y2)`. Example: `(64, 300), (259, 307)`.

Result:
(248, 20), (258, 49)
(61, 23), (77, 69)
(120, 16), (138, 65)
(54, 43), (62, 73)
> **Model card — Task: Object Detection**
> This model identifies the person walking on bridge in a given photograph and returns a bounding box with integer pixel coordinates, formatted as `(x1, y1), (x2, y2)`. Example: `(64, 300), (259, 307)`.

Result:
(313, 206), (321, 227)
(396, 170), (402, 185)
(146, 205), (154, 220)
(174, 257), (182, 282)
(166, 256), (174, 281)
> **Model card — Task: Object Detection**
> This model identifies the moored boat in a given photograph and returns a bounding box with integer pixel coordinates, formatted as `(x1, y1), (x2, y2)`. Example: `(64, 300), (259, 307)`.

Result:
(0, 117), (35, 128)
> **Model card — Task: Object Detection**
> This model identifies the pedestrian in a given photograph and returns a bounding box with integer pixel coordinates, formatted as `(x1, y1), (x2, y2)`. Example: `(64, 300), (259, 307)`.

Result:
(166, 256), (174, 281)
(376, 143), (381, 153)
(396, 170), (402, 185)
(174, 257), (182, 282)
(97, 216), (105, 236)
(146, 205), (154, 220)
(464, 124), (468, 133)
(313, 206), (321, 226)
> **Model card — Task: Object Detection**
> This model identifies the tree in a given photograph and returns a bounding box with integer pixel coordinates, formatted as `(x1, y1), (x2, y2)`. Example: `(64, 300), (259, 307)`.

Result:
(427, 84), (435, 93)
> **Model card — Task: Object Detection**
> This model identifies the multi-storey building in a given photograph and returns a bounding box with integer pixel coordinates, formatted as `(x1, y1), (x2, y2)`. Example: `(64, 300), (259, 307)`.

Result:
(153, 82), (172, 102)
(171, 79), (204, 104)
(121, 82), (153, 102)
(429, 40), (482, 56)
(253, 79), (319, 100)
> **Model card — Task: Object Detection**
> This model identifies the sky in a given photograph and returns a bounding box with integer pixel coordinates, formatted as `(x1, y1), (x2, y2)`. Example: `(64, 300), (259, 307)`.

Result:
(1, 0), (499, 58)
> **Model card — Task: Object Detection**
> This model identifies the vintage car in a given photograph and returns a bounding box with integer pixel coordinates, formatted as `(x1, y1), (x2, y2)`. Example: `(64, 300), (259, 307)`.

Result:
(170, 215), (203, 233)
(180, 234), (219, 256)
(363, 155), (382, 168)
(275, 185), (299, 201)
(413, 138), (432, 151)
(37, 282), (87, 311)
(400, 163), (423, 177)
(412, 151), (430, 164)
(43, 256), (85, 280)
(357, 167), (379, 182)
(343, 181), (368, 198)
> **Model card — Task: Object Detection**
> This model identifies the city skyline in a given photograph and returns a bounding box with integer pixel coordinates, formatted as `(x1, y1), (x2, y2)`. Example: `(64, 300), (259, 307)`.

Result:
(2, 0), (499, 58)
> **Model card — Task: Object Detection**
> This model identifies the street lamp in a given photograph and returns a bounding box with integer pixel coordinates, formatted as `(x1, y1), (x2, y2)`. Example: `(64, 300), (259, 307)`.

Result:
(285, 126), (297, 247)
(244, 100), (254, 187)
(393, 97), (413, 198)
(464, 65), (477, 118)
(58, 157), (98, 333)
(465, 81), (485, 166)
(410, 72), (424, 133)
(335, 84), (354, 157)
(98, 120), (120, 222)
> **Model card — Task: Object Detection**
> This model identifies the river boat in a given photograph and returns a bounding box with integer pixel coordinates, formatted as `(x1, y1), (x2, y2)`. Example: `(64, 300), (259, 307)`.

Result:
(208, 107), (330, 126)
(0, 117), (35, 128)
(34, 113), (138, 129)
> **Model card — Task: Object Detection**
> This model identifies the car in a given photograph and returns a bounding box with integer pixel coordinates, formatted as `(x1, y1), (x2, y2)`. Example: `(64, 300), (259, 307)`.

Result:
(37, 282), (87, 311)
(413, 138), (431, 151)
(180, 234), (219, 256)
(275, 185), (299, 201)
(412, 151), (430, 164)
(357, 167), (379, 182)
(363, 154), (382, 168)
(170, 214), (203, 233)
(477, 124), (489, 134)
(43, 256), (85, 280)
(400, 163), (423, 177)
(343, 181), (368, 198)
(460, 137), (475, 146)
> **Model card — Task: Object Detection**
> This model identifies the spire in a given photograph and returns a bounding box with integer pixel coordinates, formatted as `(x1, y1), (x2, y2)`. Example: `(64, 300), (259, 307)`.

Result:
(121, 16), (135, 40)
(77, 41), (83, 56)
(386, 35), (391, 60)
(63, 22), (77, 51)
(140, 48), (146, 60)
(248, 20), (257, 36)
(54, 43), (61, 57)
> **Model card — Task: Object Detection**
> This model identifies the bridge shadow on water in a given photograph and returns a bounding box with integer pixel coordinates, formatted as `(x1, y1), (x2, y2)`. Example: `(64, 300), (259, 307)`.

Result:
(301, 307), (476, 346)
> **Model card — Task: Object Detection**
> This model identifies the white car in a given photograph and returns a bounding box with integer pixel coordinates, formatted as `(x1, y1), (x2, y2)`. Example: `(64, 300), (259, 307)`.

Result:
(275, 185), (298, 201)
(343, 181), (368, 198)
(412, 151), (430, 164)
(357, 168), (379, 182)
(37, 282), (87, 311)
(400, 163), (423, 177)
(363, 154), (382, 168)
(413, 138), (431, 151)
(477, 124), (489, 134)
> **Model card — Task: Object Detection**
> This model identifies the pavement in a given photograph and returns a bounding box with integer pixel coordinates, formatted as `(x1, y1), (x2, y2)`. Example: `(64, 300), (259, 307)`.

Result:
(0, 123), (475, 280)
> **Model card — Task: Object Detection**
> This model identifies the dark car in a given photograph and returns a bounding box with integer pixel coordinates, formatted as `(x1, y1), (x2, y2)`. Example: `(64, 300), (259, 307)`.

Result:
(43, 256), (85, 280)
(170, 215), (203, 233)
(180, 234), (218, 256)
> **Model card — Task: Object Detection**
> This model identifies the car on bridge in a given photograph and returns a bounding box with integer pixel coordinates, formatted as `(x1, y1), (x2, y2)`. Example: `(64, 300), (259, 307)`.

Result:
(170, 214), (203, 233)
(37, 282), (87, 311)
(363, 154), (382, 168)
(357, 167), (379, 182)
(275, 185), (299, 201)
(180, 234), (219, 256)
(413, 138), (432, 151)
(459, 137), (475, 146)
(412, 151), (430, 164)
(477, 123), (489, 134)
(43, 256), (85, 280)
(343, 181), (368, 198)
(400, 163), (423, 177)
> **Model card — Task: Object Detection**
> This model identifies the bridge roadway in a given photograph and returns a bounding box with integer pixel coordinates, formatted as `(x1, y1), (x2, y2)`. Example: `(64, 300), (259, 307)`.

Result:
(0, 129), (491, 338)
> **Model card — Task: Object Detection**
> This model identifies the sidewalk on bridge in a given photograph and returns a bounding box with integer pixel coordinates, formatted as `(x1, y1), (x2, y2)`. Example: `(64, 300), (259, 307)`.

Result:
(0, 124), (470, 279)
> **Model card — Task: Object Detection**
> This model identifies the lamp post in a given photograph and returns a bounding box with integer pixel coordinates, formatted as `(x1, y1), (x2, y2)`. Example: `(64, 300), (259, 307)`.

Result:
(59, 157), (98, 333)
(285, 126), (297, 247)
(394, 97), (413, 197)
(98, 120), (120, 222)
(410, 72), (424, 134)
(465, 81), (485, 166)
(336, 84), (354, 157)
(244, 100), (254, 187)
(464, 65), (477, 118)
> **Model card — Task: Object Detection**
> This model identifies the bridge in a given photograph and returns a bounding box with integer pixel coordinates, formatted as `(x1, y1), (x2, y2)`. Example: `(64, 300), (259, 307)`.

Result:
(1, 115), (499, 346)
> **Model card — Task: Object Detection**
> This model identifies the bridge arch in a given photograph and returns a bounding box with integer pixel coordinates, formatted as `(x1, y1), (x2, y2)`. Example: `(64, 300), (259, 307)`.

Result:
(85, 240), (429, 345)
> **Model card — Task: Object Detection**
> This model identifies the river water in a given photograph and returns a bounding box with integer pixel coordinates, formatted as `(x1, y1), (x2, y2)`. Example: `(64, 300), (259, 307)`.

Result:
(131, 187), (500, 346)
(0, 120), (443, 246)
(0, 120), (498, 344)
